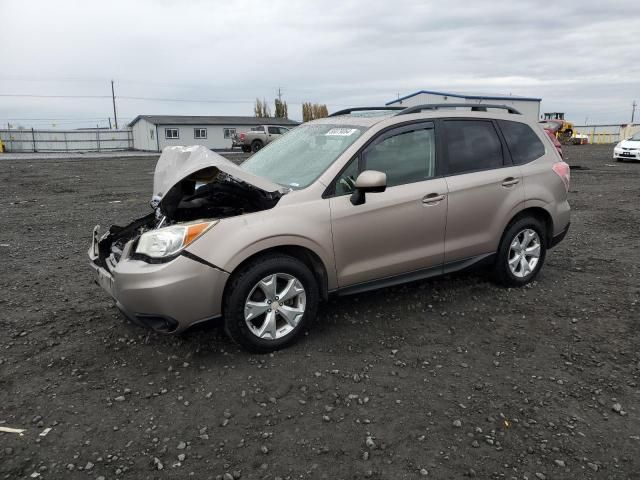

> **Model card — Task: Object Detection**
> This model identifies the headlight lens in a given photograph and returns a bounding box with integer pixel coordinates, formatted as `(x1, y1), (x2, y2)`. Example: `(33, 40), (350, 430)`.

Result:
(135, 221), (217, 258)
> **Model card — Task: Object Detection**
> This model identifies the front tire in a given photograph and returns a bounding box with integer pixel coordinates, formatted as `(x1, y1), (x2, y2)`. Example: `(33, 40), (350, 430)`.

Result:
(223, 255), (319, 353)
(493, 216), (547, 287)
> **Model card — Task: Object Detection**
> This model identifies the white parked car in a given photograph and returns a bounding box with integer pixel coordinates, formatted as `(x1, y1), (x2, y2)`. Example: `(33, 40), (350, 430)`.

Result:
(614, 132), (640, 161)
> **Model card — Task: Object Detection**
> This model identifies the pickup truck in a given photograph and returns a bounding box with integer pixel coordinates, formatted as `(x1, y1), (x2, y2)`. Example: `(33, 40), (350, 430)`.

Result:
(233, 125), (291, 153)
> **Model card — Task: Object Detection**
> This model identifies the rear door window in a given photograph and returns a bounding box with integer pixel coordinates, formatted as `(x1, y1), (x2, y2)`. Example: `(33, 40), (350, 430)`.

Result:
(498, 120), (546, 164)
(443, 120), (505, 175)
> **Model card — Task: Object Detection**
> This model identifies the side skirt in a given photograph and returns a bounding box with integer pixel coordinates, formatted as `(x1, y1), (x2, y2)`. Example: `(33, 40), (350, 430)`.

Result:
(333, 252), (495, 297)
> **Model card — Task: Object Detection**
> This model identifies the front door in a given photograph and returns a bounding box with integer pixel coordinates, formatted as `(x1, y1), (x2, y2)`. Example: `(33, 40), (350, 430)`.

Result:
(329, 122), (448, 287)
(267, 126), (282, 141)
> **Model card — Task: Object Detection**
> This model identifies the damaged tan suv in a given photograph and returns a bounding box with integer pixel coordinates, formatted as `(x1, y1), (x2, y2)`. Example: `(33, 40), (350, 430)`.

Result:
(89, 104), (570, 352)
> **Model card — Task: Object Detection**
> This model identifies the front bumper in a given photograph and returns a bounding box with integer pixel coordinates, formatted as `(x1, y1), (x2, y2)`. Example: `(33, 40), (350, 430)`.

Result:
(613, 148), (640, 160)
(89, 242), (229, 334)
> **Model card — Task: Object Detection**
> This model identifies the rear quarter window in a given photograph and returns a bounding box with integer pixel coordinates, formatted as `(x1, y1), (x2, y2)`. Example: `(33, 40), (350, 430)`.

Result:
(498, 120), (546, 164)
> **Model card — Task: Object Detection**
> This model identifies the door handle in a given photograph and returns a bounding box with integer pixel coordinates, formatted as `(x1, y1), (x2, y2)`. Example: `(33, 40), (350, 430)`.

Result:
(422, 193), (445, 205)
(502, 177), (520, 187)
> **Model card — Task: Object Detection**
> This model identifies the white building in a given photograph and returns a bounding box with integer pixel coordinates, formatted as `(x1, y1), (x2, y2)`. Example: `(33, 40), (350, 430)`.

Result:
(129, 115), (299, 151)
(386, 90), (541, 121)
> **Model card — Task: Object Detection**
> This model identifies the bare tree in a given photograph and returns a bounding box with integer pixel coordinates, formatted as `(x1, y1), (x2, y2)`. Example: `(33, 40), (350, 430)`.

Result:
(302, 102), (328, 122)
(254, 98), (272, 118)
(274, 98), (288, 118)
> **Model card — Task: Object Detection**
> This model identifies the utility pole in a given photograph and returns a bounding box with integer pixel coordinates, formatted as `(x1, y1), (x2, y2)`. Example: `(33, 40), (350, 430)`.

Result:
(111, 80), (118, 129)
(632, 100), (637, 124)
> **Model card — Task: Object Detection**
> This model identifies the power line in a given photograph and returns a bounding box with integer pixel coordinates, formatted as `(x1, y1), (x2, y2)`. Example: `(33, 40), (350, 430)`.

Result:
(0, 94), (112, 99)
(0, 117), (120, 121)
(0, 93), (254, 103)
(120, 95), (255, 104)
(0, 93), (351, 106)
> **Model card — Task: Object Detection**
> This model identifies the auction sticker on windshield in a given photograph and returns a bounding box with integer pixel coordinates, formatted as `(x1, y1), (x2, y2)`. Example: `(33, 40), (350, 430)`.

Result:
(325, 128), (358, 136)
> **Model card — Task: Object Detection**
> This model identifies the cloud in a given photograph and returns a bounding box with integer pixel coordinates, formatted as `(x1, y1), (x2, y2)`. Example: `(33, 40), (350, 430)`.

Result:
(1, 0), (638, 126)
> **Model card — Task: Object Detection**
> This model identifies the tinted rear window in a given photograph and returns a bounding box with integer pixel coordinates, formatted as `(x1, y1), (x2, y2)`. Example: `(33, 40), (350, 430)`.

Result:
(443, 120), (504, 175)
(499, 120), (545, 164)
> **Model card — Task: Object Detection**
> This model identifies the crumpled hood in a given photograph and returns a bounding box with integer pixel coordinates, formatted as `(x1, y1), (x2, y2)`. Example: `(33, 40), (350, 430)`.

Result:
(153, 145), (286, 202)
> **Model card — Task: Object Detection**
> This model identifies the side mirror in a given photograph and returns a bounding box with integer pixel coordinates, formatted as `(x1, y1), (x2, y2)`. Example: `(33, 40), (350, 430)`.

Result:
(350, 170), (387, 205)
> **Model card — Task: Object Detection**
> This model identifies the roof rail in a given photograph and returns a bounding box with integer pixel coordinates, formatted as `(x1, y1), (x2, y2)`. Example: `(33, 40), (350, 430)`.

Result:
(396, 103), (521, 116)
(329, 106), (405, 117)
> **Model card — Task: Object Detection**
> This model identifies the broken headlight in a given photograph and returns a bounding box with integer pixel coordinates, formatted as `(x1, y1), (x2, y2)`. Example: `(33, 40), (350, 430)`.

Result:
(135, 221), (217, 259)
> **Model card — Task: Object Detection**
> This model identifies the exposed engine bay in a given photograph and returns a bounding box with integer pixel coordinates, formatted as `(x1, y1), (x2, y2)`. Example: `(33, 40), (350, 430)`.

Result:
(159, 167), (281, 222)
(94, 147), (285, 271)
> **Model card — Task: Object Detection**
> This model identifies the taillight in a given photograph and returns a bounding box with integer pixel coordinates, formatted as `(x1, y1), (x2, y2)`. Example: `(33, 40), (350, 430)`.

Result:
(240, 133), (245, 141)
(552, 161), (570, 192)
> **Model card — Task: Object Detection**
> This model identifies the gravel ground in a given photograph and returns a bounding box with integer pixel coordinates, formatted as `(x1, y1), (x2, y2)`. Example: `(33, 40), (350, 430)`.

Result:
(0, 145), (638, 480)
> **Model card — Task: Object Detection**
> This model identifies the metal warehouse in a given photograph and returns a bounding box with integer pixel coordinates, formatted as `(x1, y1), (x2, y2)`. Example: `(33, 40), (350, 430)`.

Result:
(386, 90), (541, 121)
(129, 115), (299, 151)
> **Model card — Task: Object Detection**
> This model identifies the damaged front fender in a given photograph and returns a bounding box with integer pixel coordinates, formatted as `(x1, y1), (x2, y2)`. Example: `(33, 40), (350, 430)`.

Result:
(93, 145), (286, 270)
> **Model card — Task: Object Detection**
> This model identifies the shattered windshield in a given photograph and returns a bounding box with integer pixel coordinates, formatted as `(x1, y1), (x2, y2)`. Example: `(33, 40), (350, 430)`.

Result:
(241, 124), (365, 188)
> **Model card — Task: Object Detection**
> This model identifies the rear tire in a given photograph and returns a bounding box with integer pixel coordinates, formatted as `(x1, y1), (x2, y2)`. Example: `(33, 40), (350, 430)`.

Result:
(251, 140), (263, 153)
(223, 255), (319, 353)
(493, 216), (547, 287)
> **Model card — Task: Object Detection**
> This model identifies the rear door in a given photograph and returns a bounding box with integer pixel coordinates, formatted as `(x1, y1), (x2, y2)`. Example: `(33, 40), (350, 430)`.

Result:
(440, 119), (524, 263)
(329, 122), (448, 287)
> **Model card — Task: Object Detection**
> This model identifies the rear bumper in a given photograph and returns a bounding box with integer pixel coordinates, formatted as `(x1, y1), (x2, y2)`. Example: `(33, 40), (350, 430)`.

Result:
(89, 246), (229, 334)
(549, 222), (570, 249)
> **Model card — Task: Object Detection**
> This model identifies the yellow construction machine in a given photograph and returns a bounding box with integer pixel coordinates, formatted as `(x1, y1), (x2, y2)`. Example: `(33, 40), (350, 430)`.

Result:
(539, 112), (574, 143)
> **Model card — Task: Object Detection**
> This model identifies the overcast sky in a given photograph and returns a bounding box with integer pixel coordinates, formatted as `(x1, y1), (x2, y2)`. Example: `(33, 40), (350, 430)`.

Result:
(1, 0), (638, 128)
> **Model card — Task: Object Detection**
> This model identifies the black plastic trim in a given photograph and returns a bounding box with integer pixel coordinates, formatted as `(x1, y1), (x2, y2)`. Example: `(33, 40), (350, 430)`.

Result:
(549, 222), (570, 249)
(180, 250), (228, 272)
(329, 106), (405, 117)
(116, 302), (179, 334)
(443, 252), (495, 274)
(116, 301), (221, 335)
(335, 252), (495, 297)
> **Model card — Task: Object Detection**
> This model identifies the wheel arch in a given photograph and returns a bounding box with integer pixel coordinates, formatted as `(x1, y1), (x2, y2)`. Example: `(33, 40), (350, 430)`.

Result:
(222, 245), (331, 316)
(502, 206), (554, 247)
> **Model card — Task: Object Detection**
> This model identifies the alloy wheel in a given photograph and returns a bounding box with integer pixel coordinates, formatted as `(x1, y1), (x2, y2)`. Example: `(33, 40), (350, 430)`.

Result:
(244, 273), (306, 340)
(508, 228), (541, 278)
